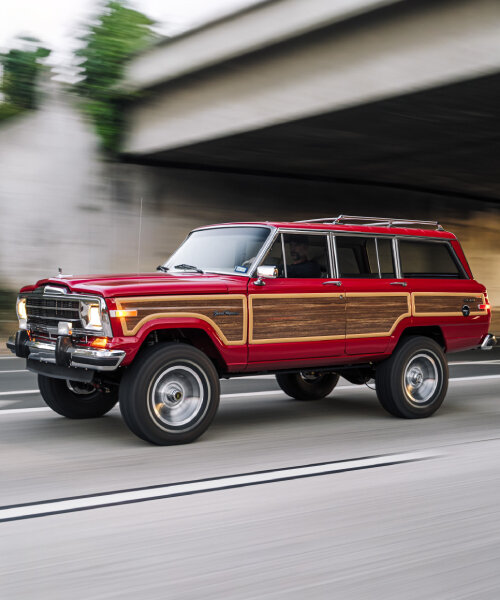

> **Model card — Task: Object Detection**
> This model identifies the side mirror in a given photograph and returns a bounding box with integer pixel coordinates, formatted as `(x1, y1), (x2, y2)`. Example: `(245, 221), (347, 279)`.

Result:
(254, 265), (278, 286)
(257, 266), (278, 279)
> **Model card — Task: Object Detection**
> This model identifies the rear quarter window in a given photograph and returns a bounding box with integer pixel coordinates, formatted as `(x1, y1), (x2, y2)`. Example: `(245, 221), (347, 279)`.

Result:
(399, 240), (466, 279)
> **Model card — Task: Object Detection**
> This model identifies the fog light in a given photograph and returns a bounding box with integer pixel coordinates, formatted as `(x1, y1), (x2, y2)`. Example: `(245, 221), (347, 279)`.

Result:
(58, 321), (73, 335)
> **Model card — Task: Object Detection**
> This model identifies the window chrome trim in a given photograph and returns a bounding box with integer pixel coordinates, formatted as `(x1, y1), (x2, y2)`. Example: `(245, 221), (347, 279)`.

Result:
(396, 237), (469, 280)
(374, 238), (382, 279)
(393, 238), (402, 279)
(280, 233), (288, 278)
(278, 229), (333, 279)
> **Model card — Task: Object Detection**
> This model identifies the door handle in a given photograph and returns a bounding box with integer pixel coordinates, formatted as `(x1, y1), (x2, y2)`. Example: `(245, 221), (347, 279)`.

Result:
(323, 281), (342, 286)
(390, 281), (407, 287)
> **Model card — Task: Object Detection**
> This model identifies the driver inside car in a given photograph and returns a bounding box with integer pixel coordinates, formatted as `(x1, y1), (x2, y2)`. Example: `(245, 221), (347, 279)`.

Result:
(286, 238), (322, 278)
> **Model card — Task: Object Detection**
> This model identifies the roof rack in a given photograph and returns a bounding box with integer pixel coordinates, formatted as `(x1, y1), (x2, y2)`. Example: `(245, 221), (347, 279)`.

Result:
(295, 215), (444, 231)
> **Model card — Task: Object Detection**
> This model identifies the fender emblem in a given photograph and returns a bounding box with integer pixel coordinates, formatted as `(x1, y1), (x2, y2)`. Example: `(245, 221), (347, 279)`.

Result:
(213, 311), (239, 317)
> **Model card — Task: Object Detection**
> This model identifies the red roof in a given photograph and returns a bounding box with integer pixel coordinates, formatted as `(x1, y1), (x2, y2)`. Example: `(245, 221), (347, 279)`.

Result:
(196, 221), (457, 239)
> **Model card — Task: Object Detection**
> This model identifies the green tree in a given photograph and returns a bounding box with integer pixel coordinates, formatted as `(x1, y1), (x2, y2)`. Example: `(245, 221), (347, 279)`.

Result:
(75, 0), (155, 154)
(0, 37), (50, 113)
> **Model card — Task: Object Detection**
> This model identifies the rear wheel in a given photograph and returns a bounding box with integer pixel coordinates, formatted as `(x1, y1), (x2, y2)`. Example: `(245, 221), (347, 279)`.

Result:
(276, 371), (339, 401)
(375, 336), (448, 418)
(38, 375), (118, 419)
(119, 343), (220, 445)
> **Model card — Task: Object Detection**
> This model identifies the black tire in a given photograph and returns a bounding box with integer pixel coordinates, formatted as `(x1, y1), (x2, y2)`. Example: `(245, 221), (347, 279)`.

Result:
(38, 375), (118, 419)
(375, 336), (448, 418)
(276, 371), (339, 401)
(119, 343), (220, 445)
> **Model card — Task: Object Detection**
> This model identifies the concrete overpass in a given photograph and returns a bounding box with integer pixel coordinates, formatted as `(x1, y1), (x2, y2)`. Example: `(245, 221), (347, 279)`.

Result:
(122, 0), (500, 201)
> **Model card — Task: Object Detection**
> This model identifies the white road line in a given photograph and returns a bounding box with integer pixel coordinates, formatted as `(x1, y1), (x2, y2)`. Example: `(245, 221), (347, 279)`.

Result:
(0, 450), (431, 522)
(0, 389), (39, 396)
(0, 370), (29, 374)
(0, 407), (49, 415)
(449, 374), (500, 383)
(449, 360), (500, 366)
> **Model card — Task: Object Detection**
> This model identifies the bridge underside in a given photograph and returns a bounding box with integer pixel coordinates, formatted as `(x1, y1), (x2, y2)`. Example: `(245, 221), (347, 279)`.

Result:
(124, 73), (500, 202)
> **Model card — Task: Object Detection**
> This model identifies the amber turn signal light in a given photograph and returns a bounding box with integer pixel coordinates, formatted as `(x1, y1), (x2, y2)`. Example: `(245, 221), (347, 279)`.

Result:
(111, 309), (138, 318)
(91, 337), (108, 348)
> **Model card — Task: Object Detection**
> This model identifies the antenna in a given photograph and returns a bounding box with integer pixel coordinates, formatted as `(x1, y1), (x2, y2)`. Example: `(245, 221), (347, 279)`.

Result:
(137, 197), (143, 273)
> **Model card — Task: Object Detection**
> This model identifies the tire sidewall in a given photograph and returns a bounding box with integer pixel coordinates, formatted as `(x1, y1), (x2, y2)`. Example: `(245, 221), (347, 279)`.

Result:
(389, 338), (448, 418)
(121, 344), (220, 445)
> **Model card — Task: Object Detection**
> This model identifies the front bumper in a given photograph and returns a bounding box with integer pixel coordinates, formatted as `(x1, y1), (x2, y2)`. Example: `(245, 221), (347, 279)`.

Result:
(7, 332), (126, 371)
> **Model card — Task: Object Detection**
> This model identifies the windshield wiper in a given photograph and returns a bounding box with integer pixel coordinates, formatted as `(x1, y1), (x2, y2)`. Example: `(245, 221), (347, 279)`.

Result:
(156, 265), (169, 272)
(174, 263), (204, 273)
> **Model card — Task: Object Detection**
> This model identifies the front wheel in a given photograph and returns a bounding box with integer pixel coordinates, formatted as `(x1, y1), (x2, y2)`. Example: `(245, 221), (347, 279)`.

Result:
(38, 375), (118, 419)
(119, 343), (220, 445)
(276, 371), (339, 401)
(375, 336), (448, 418)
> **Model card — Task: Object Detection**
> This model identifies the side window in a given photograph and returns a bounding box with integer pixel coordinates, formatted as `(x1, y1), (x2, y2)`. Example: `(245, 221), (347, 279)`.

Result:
(260, 236), (284, 276)
(377, 238), (396, 278)
(399, 240), (464, 278)
(283, 234), (331, 278)
(336, 237), (379, 278)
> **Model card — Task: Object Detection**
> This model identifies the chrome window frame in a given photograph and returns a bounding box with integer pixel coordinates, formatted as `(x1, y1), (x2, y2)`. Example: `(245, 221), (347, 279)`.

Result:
(268, 229), (334, 279)
(395, 237), (469, 280)
(332, 232), (399, 279)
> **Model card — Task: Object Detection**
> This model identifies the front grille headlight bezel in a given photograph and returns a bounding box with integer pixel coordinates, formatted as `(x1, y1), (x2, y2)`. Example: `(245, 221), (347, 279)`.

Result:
(79, 298), (112, 337)
(21, 291), (113, 338)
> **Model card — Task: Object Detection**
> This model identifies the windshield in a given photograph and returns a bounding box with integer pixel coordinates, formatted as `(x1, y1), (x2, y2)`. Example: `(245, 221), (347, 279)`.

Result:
(164, 226), (272, 275)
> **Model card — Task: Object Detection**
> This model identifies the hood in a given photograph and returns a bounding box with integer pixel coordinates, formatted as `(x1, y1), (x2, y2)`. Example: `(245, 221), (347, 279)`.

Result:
(22, 272), (247, 297)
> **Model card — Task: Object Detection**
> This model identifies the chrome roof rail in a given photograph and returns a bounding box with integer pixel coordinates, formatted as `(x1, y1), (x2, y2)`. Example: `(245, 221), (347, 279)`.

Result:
(295, 215), (444, 230)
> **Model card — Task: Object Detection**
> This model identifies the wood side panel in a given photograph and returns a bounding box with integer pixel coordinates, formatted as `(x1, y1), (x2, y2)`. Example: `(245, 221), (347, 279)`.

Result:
(116, 296), (246, 343)
(346, 296), (409, 336)
(251, 296), (345, 341)
(414, 293), (485, 315)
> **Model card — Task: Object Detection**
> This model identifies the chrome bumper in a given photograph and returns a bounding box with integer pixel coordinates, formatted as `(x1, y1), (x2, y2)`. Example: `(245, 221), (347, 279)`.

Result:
(7, 334), (126, 371)
(480, 333), (497, 351)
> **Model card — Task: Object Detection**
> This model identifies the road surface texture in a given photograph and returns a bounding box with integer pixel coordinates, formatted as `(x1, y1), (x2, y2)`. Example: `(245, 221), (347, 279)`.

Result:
(1, 348), (500, 599)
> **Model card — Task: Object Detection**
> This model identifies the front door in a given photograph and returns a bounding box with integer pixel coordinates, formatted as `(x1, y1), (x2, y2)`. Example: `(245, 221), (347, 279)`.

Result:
(248, 232), (346, 365)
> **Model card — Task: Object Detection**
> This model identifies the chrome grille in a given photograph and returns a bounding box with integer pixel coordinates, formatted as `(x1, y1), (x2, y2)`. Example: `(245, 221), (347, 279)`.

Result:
(26, 297), (81, 328)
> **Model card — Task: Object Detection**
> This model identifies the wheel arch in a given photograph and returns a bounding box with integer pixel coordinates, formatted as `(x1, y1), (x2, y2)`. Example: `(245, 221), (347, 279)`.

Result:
(134, 326), (228, 374)
(397, 325), (447, 351)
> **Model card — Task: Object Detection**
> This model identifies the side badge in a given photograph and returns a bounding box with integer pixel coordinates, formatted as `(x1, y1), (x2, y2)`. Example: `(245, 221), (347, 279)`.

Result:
(462, 305), (470, 317)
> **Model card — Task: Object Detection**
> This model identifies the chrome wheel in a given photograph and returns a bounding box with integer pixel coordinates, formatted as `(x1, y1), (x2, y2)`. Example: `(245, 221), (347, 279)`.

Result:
(148, 365), (207, 430)
(404, 352), (440, 405)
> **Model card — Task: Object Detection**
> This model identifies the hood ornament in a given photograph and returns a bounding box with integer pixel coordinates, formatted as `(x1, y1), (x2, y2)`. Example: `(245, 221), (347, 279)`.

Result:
(56, 267), (72, 279)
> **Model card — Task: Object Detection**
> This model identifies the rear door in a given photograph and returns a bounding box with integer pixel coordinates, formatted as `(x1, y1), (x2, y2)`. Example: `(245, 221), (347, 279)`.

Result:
(335, 235), (412, 355)
(248, 231), (346, 364)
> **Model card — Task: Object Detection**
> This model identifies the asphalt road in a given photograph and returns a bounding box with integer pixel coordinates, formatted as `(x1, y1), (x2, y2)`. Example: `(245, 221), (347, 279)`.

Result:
(1, 348), (500, 599)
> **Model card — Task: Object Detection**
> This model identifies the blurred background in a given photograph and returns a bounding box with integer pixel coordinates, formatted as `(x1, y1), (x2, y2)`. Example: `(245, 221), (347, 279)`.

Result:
(1, 0), (499, 343)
